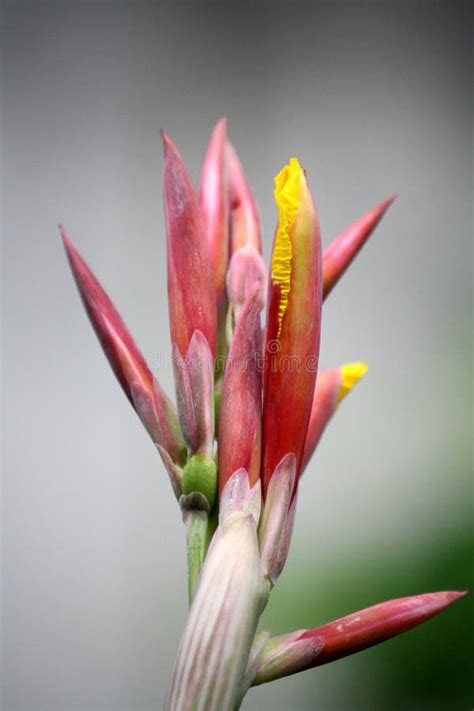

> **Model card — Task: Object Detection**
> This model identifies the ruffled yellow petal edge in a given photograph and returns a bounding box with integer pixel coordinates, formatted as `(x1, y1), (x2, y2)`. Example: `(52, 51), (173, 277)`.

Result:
(272, 158), (301, 337)
(337, 362), (368, 403)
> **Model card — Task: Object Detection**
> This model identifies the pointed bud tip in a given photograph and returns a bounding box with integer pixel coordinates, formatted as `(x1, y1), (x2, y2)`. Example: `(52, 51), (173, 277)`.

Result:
(366, 195), (396, 225)
(58, 223), (68, 243)
(215, 115), (227, 132)
(337, 362), (368, 403)
(160, 129), (174, 156)
(59, 226), (79, 263)
(442, 590), (468, 604)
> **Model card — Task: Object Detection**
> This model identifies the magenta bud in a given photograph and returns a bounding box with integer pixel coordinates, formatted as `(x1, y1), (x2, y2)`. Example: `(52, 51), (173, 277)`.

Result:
(323, 196), (395, 298)
(227, 141), (261, 254)
(199, 117), (229, 303)
(162, 131), (217, 358)
(61, 228), (185, 466)
(253, 591), (467, 685)
(61, 229), (150, 404)
(218, 287), (262, 494)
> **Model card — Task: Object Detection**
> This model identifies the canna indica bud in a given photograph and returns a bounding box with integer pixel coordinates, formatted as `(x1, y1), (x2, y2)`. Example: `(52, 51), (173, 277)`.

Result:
(262, 158), (322, 496)
(227, 140), (261, 254)
(218, 287), (262, 495)
(61, 228), (186, 471)
(162, 130), (217, 358)
(199, 117), (229, 305)
(226, 141), (266, 330)
(301, 362), (368, 472)
(253, 591), (467, 685)
(162, 133), (218, 457)
(323, 196), (395, 298)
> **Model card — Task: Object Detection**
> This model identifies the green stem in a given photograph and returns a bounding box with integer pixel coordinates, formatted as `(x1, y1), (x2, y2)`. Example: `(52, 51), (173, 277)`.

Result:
(185, 510), (208, 603)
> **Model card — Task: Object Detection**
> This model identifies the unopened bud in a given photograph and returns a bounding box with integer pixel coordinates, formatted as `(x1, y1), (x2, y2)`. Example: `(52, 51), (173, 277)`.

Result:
(182, 454), (217, 509)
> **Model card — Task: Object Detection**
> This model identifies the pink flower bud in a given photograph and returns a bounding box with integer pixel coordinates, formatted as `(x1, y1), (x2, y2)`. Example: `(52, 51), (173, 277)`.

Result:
(218, 288), (262, 494)
(199, 118), (229, 304)
(61, 228), (185, 466)
(162, 131), (217, 358)
(323, 196), (395, 298)
(227, 141), (261, 254)
(253, 591), (467, 685)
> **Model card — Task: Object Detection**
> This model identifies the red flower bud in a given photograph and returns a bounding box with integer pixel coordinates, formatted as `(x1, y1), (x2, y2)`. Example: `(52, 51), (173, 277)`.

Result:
(323, 196), (395, 298)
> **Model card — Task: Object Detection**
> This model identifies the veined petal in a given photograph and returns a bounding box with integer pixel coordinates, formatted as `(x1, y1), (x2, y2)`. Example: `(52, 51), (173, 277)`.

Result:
(162, 131), (217, 358)
(301, 362), (367, 473)
(219, 468), (261, 526)
(262, 158), (322, 495)
(199, 118), (229, 302)
(218, 288), (262, 494)
(252, 591), (467, 685)
(323, 196), (395, 298)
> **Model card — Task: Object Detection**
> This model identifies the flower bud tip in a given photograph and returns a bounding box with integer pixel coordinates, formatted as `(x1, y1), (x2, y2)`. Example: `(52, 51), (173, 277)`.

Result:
(160, 129), (173, 155)
(337, 362), (368, 403)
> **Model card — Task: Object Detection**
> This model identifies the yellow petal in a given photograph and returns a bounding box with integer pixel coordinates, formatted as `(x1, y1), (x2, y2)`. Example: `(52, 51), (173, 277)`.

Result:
(337, 362), (368, 403)
(272, 158), (301, 337)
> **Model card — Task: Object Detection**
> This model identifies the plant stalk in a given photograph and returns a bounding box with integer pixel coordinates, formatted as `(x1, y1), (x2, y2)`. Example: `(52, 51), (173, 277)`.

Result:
(184, 509), (208, 602)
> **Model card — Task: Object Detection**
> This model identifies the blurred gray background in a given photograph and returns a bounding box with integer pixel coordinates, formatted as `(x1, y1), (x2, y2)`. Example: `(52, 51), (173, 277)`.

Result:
(1, 1), (472, 709)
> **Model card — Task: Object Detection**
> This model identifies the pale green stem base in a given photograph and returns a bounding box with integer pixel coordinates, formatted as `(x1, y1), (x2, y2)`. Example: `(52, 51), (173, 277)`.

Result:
(185, 510), (208, 603)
